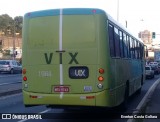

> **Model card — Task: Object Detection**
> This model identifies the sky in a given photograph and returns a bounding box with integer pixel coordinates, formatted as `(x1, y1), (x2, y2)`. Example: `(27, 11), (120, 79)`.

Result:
(0, 0), (160, 41)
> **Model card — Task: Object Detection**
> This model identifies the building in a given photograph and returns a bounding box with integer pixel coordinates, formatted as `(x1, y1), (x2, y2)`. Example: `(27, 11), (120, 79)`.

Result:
(0, 35), (22, 59)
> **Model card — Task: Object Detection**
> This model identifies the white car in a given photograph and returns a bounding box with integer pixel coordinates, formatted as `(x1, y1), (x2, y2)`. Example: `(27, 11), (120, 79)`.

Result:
(0, 60), (22, 74)
(149, 62), (158, 68)
(145, 65), (154, 79)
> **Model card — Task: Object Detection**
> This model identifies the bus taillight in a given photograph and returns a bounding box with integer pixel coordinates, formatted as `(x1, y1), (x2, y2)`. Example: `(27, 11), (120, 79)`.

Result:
(22, 69), (26, 74)
(98, 76), (104, 81)
(23, 76), (27, 81)
(99, 68), (104, 74)
(97, 68), (104, 89)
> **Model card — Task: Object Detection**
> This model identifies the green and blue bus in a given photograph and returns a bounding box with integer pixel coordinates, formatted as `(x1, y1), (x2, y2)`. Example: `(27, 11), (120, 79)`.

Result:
(22, 8), (145, 109)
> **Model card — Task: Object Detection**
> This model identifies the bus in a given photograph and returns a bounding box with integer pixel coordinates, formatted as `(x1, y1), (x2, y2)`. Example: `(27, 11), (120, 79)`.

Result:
(22, 8), (145, 109)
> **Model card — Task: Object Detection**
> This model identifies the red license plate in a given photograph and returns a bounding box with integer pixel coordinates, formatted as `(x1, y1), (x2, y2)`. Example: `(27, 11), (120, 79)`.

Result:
(54, 86), (69, 92)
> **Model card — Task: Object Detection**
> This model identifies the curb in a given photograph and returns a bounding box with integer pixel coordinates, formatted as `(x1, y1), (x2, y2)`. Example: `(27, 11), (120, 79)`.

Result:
(0, 89), (22, 97)
(127, 78), (160, 122)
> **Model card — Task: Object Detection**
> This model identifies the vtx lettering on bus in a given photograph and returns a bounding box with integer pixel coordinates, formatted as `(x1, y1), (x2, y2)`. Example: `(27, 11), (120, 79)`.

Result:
(44, 52), (79, 64)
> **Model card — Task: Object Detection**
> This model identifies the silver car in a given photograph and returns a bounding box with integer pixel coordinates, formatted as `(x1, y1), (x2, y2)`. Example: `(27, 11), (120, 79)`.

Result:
(0, 60), (22, 74)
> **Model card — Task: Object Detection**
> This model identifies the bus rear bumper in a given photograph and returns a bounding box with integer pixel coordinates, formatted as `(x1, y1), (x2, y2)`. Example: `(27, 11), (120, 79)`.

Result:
(23, 89), (115, 107)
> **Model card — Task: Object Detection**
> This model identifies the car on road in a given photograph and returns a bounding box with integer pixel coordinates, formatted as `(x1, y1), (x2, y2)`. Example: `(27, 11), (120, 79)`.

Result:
(145, 65), (154, 79)
(0, 60), (22, 74)
(149, 62), (158, 68)
(151, 65), (160, 74)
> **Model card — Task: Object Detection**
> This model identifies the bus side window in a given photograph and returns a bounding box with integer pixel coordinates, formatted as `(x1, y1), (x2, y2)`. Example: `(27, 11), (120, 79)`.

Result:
(108, 24), (115, 57)
(123, 33), (128, 58)
(140, 44), (144, 59)
(137, 42), (140, 59)
(130, 37), (133, 59)
(114, 27), (120, 57)
(119, 30), (124, 58)
(135, 40), (138, 59)
(127, 35), (131, 58)
(132, 38), (135, 59)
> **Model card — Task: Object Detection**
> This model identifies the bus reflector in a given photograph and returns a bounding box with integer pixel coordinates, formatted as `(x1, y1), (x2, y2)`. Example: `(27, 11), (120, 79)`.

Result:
(86, 96), (95, 99)
(23, 76), (27, 81)
(98, 76), (104, 81)
(22, 69), (26, 74)
(80, 96), (95, 100)
(99, 68), (104, 74)
(30, 95), (37, 98)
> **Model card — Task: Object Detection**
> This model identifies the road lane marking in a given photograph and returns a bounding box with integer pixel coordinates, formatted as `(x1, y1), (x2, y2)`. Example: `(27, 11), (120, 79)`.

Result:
(0, 74), (22, 78)
(0, 81), (21, 86)
(17, 109), (51, 122)
(127, 77), (160, 122)
(0, 93), (22, 100)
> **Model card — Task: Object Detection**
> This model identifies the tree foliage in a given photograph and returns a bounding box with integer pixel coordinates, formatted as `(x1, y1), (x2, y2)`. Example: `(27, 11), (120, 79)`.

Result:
(0, 14), (23, 36)
(14, 16), (23, 35)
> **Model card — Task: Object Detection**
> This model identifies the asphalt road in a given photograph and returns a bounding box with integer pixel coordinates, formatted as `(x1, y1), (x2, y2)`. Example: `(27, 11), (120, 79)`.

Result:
(0, 74), (159, 122)
(0, 73), (22, 84)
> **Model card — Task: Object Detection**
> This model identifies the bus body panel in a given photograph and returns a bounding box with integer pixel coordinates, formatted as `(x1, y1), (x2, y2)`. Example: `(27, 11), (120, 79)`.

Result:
(22, 9), (106, 107)
(23, 89), (116, 107)
(22, 8), (144, 108)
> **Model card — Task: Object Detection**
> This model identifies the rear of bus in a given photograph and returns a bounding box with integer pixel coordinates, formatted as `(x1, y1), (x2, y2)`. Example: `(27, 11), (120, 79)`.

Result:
(22, 8), (113, 108)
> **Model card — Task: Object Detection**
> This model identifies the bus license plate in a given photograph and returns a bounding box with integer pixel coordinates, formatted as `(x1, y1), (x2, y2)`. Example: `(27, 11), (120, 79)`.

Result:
(54, 86), (69, 92)
(69, 66), (89, 79)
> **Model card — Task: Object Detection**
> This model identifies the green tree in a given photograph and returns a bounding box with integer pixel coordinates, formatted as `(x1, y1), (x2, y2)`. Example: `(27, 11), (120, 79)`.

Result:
(0, 14), (14, 36)
(14, 16), (23, 36)
(0, 14), (23, 37)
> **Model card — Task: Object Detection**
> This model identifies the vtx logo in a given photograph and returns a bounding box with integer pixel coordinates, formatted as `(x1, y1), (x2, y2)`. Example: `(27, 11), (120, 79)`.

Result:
(44, 52), (79, 64)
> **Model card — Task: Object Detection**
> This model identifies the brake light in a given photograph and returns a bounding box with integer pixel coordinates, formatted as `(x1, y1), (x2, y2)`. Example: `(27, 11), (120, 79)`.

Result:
(97, 68), (104, 89)
(22, 69), (26, 74)
(30, 95), (37, 99)
(23, 76), (27, 81)
(99, 68), (104, 74)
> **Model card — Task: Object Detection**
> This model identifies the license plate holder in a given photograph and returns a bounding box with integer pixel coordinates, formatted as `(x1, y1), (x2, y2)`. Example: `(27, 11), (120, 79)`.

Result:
(54, 86), (69, 93)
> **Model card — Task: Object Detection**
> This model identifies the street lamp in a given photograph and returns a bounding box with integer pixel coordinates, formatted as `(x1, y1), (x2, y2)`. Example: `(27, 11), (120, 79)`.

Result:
(117, 0), (119, 22)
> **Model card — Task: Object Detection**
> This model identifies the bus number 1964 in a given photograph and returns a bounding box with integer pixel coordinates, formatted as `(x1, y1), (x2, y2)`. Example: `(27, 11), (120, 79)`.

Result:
(39, 71), (52, 77)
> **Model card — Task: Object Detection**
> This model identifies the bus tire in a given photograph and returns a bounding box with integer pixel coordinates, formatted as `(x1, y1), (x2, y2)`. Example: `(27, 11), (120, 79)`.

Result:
(136, 87), (142, 94)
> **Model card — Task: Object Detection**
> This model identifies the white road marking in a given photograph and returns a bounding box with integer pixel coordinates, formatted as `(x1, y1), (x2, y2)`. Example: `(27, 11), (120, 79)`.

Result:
(0, 93), (22, 100)
(0, 81), (21, 86)
(17, 109), (51, 122)
(127, 78), (160, 122)
(0, 74), (21, 78)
